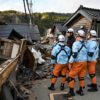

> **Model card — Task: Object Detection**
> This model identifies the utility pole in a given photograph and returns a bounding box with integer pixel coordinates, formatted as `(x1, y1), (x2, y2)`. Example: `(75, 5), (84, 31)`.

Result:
(29, 0), (33, 26)
(23, 0), (33, 42)
(29, 0), (33, 15)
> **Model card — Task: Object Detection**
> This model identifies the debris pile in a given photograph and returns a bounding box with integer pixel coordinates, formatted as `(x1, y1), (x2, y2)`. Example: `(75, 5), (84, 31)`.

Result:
(17, 59), (53, 82)
(17, 43), (53, 82)
(31, 47), (45, 64)
(17, 65), (41, 82)
(35, 59), (53, 79)
(8, 80), (34, 100)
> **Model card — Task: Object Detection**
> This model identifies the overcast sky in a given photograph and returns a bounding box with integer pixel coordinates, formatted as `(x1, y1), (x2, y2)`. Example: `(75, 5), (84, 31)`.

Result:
(0, 0), (100, 13)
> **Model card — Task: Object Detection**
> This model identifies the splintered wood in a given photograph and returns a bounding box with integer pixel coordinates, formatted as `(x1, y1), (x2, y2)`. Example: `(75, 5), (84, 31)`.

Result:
(50, 92), (73, 100)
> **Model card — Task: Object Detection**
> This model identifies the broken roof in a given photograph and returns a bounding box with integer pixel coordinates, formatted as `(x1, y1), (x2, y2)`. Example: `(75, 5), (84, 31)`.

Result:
(0, 24), (40, 41)
(64, 5), (100, 26)
(54, 23), (67, 32)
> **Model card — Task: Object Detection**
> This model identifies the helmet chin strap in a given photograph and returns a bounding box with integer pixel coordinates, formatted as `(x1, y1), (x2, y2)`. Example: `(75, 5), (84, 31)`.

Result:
(59, 41), (64, 42)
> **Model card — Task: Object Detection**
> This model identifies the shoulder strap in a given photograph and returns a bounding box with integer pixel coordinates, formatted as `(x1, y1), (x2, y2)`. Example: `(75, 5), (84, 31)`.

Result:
(92, 40), (98, 50)
(60, 45), (68, 55)
(55, 44), (68, 63)
(78, 41), (86, 53)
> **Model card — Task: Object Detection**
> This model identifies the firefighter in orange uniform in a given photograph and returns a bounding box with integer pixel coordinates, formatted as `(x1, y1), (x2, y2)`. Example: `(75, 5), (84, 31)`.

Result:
(87, 30), (99, 92)
(48, 35), (70, 90)
(67, 30), (87, 97)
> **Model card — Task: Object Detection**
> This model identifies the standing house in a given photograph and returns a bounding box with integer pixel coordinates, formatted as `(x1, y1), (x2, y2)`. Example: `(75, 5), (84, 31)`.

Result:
(64, 5), (100, 37)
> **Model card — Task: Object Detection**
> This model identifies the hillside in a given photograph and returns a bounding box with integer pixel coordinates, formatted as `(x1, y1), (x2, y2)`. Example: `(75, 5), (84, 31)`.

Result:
(0, 10), (72, 35)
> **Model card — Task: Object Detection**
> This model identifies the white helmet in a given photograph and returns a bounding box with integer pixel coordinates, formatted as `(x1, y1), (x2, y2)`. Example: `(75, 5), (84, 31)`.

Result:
(68, 28), (74, 33)
(58, 35), (65, 42)
(90, 30), (97, 36)
(77, 30), (85, 37)
(80, 25), (84, 29)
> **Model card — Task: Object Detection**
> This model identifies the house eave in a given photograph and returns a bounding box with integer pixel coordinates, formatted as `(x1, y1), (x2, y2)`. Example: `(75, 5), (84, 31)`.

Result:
(64, 10), (93, 27)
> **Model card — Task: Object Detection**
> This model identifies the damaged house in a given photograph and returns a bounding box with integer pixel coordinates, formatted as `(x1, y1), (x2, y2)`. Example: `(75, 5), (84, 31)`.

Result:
(42, 24), (67, 45)
(0, 24), (41, 68)
(64, 5), (100, 37)
(0, 24), (40, 42)
(54, 23), (67, 35)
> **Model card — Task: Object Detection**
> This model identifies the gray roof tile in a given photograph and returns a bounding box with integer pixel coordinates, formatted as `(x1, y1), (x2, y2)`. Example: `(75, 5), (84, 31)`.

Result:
(0, 24), (40, 41)
(82, 6), (100, 19)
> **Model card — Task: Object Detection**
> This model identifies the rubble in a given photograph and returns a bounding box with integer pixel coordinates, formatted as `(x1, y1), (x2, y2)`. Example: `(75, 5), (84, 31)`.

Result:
(35, 62), (53, 79)
(17, 45), (52, 82)
(31, 48), (45, 64)
(41, 25), (62, 45)
(17, 58), (53, 82)
(8, 80), (35, 100)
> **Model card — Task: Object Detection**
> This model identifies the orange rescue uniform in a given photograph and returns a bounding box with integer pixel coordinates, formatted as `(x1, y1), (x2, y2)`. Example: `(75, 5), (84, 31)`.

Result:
(68, 62), (87, 88)
(51, 64), (69, 84)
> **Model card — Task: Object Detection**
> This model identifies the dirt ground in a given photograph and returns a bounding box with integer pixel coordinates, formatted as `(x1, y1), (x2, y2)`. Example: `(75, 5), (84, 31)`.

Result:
(28, 60), (100, 100)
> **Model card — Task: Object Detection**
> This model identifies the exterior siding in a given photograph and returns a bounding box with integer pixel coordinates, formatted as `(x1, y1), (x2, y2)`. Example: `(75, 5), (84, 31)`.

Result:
(71, 16), (91, 30)
(0, 38), (20, 58)
(3, 42), (13, 58)
(68, 16), (91, 30)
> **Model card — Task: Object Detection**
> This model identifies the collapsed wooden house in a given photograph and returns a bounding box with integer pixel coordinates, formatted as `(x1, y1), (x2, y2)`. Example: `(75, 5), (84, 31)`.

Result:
(64, 5), (100, 37)
(0, 24), (40, 66)
(0, 39), (27, 100)
(0, 37), (20, 60)
(54, 23), (67, 35)
(42, 24), (67, 45)
(0, 24), (39, 99)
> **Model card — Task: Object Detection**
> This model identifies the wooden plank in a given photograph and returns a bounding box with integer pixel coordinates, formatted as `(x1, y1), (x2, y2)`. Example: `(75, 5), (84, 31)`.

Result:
(3, 42), (13, 57)
(0, 37), (21, 44)
(0, 39), (27, 87)
(69, 15), (91, 30)
(50, 92), (73, 100)
(0, 56), (19, 87)
(0, 38), (12, 43)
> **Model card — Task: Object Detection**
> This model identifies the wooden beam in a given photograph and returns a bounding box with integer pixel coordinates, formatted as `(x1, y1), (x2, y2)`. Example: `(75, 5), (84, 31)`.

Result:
(0, 37), (21, 44)
(0, 55), (19, 87)
(0, 39), (27, 87)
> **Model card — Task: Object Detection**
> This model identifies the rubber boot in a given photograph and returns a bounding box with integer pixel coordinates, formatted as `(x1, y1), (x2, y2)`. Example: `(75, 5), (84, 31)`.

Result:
(48, 83), (55, 90)
(76, 87), (84, 96)
(87, 83), (93, 87)
(67, 88), (75, 97)
(88, 84), (98, 92)
(60, 83), (64, 90)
